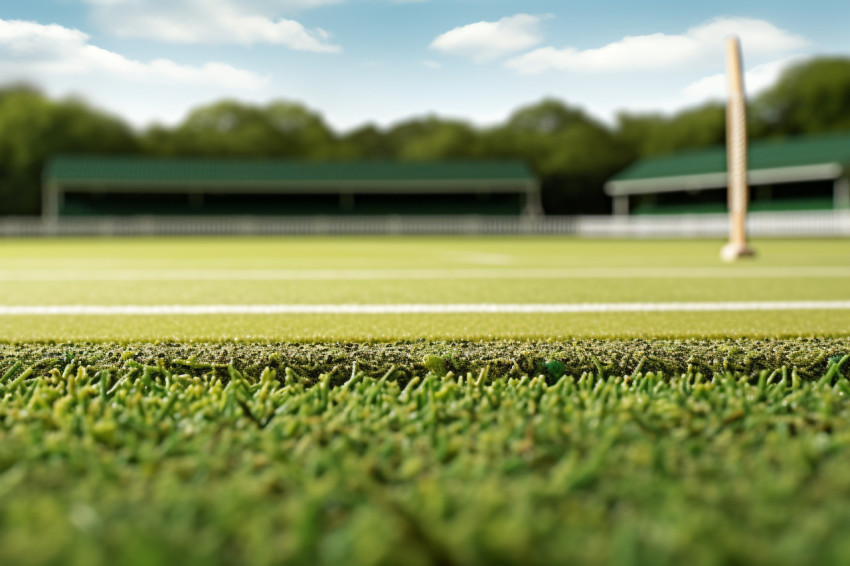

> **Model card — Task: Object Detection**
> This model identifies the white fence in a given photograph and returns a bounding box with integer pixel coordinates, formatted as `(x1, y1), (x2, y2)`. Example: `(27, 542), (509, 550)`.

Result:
(1, 210), (849, 238)
(577, 210), (850, 238)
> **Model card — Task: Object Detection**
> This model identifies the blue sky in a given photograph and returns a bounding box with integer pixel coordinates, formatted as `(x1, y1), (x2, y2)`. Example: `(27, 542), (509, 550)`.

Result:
(1, 0), (848, 132)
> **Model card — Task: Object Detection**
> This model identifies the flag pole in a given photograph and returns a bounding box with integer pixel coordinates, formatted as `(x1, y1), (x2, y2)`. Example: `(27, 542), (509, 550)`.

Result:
(721, 35), (756, 262)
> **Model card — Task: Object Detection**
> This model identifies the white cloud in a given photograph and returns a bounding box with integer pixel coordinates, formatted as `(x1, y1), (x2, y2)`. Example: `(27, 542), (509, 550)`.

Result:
(506, 17), (806, 74)
(0, 18), (276, 127)
(0, 19), (268, 88)
(430, 14), (545, 62)
(422, 60), (441, 70)
(682, 55), (803, 102)
(81, 0), (341, 51)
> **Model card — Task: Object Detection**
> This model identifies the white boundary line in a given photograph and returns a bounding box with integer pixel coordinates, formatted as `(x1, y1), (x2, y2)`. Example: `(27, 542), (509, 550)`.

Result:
(2, 301), (850, 316)
(1, 267), (850, 281)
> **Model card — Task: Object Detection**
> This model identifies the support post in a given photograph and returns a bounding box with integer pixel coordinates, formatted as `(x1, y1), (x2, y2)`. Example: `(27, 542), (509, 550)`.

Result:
(721, 36), (756, 262)
(522, 183), (543, 217)
(835, 176), (850, 209)
(42, 182), (60, 224)
(613, 195), (629, 216)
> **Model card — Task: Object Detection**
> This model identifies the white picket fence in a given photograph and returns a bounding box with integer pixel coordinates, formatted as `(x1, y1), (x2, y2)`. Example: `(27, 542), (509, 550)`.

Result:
(576, 210), (850, 238)
(1, 210), (848, 238)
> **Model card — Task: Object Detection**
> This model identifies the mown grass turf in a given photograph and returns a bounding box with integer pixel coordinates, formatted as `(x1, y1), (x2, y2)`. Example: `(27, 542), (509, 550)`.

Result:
(0, 236), (848, 340)
(2, 236), (849, 564)
(2, 236), (848, 269)
(3, 339), (850, 383)
(2, 310), (849, 342)
(1, 346), (850, 566)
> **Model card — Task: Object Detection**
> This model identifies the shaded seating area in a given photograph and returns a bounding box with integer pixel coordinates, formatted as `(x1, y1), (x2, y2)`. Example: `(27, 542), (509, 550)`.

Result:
(43, 157), (541, 219)
(605, 131), (850, 215)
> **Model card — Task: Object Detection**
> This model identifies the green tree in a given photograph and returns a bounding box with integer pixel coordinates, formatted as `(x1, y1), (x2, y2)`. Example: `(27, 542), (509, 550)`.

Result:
(616, 103), (727, 158)
(0, 86), (137, 215)
(141, 99), (336, 159)
(391, 117), (481, 161)
(335, 124), (394, 159)
(483, 99), (630, 214)
(754, 57), (850, 136)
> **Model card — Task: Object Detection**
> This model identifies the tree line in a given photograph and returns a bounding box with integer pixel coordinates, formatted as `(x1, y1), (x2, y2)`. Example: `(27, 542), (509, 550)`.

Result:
(1, 57), (849, 216)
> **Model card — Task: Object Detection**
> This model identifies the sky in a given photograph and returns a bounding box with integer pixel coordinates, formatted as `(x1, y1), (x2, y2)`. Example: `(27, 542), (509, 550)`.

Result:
(1, 0), (848, 133)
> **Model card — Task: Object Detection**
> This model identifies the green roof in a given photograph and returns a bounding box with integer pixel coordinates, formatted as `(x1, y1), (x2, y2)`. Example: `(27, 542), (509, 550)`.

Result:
(46, 156), (535, 188)
(609, 131), (850, 188)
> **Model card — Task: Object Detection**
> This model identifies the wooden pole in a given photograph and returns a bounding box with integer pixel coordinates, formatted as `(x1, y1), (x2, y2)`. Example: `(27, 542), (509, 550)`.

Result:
(721, 36), (755, 261)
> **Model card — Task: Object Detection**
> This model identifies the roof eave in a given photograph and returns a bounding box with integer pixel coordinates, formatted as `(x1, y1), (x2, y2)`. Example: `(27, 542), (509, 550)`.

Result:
(605, 163), (846, 196)
(49, 178), (537, 194)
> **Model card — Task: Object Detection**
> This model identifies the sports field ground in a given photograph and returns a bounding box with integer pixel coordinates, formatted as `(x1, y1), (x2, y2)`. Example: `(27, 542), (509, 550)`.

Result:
(0, 236), (848, 340)
(2, 235), (850, 566)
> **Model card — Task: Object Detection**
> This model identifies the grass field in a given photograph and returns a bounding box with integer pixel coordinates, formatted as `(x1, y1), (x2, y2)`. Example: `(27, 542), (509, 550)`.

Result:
(2, 235), (850, 565)
(2, 345), (850, 566)
(0, 236), (848, 340)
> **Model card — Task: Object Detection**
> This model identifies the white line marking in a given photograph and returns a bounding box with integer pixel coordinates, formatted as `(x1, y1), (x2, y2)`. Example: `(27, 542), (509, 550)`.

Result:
(2, 301), (849, 316)
(1, 267), (849, 281)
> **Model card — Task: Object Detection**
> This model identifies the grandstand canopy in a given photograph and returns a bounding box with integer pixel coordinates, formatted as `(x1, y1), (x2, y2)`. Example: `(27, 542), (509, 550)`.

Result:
(605, 132), (850, 215)
(43, 157), (540, 218)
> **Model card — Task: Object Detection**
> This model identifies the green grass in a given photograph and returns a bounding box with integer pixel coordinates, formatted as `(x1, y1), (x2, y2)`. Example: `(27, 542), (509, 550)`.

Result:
(2, 310), (849, 342)
(2, 237), (850, 564)
(0, 236), (848, 341)
(2, 346), (850, 566)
